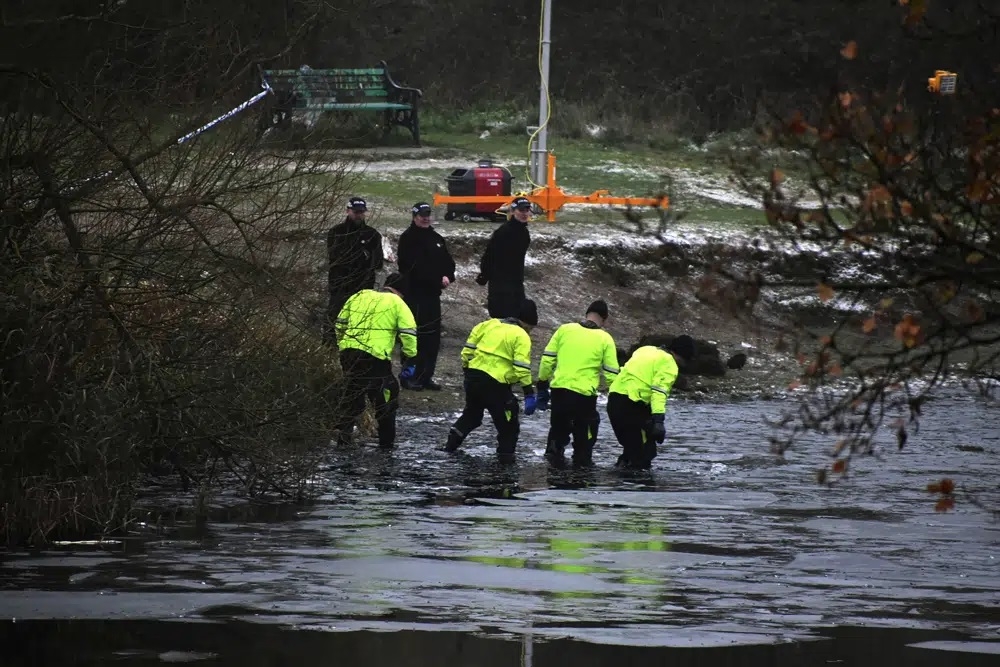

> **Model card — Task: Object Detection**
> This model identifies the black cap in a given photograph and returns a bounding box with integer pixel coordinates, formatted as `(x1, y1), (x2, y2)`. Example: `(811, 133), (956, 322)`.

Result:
(411, 202), (432, 216)
(347, 196), (367, 211)
(666, 334), (696, 362)
(383, 272), (406, 293)
(586, 299), (609, 320)
(511, 196), (532, 211)
(518, 298), (538, 326)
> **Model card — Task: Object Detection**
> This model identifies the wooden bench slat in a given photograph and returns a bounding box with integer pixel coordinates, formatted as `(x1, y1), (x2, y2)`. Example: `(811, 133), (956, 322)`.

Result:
(258, 62), (422, 144)
(262, 68), (386, 76)
(301, 102), (412, 110)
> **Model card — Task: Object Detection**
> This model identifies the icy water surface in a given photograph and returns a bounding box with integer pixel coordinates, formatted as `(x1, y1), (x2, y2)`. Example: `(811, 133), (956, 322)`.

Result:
(2, 390), (998, 665)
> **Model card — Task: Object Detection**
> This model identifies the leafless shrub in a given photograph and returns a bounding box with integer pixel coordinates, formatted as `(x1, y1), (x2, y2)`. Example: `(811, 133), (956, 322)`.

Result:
(0, 4), (361, 546)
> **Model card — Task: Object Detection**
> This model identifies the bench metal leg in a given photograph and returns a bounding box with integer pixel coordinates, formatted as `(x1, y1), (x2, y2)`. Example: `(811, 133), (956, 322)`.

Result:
(385, 108), (420, 146)
(411, 111), (420, 146)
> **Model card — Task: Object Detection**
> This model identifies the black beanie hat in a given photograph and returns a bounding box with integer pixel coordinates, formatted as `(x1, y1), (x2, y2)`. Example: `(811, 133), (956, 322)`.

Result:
(586, 299), (609, 319)
(667, 334), (696, 362)
(518, 298), (538, 326)
(383, 272), (406, 293)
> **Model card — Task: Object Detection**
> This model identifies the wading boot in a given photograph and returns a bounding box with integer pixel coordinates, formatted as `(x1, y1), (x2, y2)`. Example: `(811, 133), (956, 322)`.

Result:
(572, 442), (594, 468)
(442, 428), (464, 453)
(496, 451), (516, 465)
(544, 443), (566, 467)
(400, 377), (423, 391)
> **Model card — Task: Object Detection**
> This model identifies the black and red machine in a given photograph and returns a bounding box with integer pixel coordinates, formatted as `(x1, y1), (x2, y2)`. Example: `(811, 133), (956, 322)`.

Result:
(442, 159), (513, 222)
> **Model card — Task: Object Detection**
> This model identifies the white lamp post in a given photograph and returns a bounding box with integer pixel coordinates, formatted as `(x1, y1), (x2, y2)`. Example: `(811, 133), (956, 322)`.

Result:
(529, 0), (553, 186)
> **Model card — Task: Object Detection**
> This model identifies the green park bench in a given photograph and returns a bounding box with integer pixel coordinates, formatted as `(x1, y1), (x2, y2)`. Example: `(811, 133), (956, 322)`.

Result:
(257, 61), (423, 145)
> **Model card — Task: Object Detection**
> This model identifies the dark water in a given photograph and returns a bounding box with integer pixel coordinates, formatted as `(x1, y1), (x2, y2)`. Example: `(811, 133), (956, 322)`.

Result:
(2, 390), (998, 665)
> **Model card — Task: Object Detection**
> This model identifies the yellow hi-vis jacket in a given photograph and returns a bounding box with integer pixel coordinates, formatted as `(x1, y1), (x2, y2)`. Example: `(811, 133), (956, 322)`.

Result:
(461, 317), (533, 388)
(538, 321), (619, 396)
(608, 345), (680, 415)
(336, 289), (417, 361)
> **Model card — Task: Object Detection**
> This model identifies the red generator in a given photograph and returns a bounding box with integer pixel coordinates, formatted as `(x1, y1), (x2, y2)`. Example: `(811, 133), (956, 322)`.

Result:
(443, 159), (513, 222)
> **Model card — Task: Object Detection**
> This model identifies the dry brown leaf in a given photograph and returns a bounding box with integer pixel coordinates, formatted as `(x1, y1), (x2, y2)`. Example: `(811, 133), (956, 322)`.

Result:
(934, 497), (955, 513)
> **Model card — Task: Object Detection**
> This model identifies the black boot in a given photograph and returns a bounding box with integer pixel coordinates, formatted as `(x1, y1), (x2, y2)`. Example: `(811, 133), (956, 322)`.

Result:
(545, 443), (566, 467)
(443, 428), (464, 453)
(572, 448), (594, 468)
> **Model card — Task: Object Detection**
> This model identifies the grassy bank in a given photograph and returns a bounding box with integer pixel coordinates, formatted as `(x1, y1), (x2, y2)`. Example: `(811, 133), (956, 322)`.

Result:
(315, 106), (802, 231)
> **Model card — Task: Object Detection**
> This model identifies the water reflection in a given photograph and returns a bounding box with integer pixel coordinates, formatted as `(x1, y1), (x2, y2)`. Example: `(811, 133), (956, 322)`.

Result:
(1, 390), (998, 654)
(3, 620), (999, 667)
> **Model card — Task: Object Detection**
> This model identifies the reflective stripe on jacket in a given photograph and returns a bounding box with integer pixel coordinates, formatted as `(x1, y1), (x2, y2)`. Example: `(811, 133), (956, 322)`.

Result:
(461, 318), (533, 387)
(538, 321), (619, 396)
(607, 345), (679, 415)
(336, 289), (417, 360)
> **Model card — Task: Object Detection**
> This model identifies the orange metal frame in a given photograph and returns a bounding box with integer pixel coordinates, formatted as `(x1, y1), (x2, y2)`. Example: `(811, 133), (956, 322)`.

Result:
(432, 152), (669, 222)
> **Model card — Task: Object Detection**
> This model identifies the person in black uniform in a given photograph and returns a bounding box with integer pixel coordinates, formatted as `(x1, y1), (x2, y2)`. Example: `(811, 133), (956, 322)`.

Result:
(396, 202), (456, 391)
(476, 196), (531, 319)
(325, 196), (384, 344)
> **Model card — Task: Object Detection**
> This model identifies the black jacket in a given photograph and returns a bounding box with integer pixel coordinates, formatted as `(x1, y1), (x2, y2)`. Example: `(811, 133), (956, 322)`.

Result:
(396, 222), (456, 296)
(327, 217), (384, 296)
(477, 218), (530, 289)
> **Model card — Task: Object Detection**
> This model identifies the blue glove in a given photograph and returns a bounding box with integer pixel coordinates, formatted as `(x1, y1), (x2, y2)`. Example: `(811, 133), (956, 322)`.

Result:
(523, 394), (537, 416)
(536, 384), (550, 411)
(400, 365), (416, 381)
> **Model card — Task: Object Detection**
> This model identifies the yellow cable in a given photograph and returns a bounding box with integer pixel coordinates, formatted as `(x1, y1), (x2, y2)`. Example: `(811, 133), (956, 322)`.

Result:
(525, 0), (551, 190)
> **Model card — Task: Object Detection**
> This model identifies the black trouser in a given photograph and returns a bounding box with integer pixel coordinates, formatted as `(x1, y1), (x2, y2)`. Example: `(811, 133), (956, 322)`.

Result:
(546, 388), (600, 465)
(487, 284), (525, 319)
(606, 392), (657, 469)
(448, 369), (520, 455)
(405, 291), (442, 385)
(335, 348), (400, 447)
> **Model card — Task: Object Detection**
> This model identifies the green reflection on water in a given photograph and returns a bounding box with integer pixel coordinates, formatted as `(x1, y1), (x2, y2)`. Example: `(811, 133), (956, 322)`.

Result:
(461, 518), (671, 581)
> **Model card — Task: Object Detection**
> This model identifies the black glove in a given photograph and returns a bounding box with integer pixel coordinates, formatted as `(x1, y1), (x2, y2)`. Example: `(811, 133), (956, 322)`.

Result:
(648, 414), (666, 444)
(536, 381), (550, 411)
(475, 273), (489, 286)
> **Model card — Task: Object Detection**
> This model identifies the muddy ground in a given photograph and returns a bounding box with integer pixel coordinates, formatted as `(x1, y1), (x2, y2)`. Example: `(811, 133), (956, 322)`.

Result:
(354, 220), (805, 418)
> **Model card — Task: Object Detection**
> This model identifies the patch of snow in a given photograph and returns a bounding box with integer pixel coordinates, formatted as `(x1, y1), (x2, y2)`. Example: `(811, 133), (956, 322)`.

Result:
(665, 167), (827, 210)
(586, 124), (605, 138)
(584, 161), (658, 178)
(775, 293), (871, 313)
(381, 237), (396, 263)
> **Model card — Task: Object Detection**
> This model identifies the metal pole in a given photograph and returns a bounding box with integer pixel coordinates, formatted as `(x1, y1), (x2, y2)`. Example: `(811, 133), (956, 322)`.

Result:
(533, 0), (553, 186)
